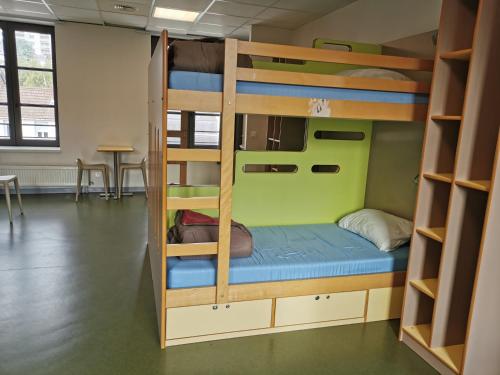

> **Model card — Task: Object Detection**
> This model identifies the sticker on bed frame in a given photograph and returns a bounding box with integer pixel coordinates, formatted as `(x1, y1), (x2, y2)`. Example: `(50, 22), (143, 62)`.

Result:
(308, 98), (331, 118)
(311, 165), (341, 174)
(243, 164), (298, 173)
(314, 130), (365, 141)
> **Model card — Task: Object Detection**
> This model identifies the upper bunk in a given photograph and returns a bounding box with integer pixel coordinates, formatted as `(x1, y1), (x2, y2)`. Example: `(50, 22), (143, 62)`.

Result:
(165, 33), (434, 122)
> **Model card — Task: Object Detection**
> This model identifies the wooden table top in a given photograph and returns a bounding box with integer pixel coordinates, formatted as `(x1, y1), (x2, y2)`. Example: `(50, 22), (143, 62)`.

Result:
(97, 145), (135, 152)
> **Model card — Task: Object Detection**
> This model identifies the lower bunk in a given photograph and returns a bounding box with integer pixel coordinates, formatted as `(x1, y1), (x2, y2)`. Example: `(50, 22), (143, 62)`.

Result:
(165, 223), (408, 346)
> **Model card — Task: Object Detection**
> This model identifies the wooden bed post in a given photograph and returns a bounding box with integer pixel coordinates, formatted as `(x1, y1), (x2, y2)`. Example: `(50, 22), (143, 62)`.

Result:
(148, 30), (168, 348)
(216, 39), (238, 304)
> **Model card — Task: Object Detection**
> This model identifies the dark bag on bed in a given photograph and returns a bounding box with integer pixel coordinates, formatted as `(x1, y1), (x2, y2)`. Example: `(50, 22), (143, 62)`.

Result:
(168, 210), (253, 259)
(169, 39), (252, 74)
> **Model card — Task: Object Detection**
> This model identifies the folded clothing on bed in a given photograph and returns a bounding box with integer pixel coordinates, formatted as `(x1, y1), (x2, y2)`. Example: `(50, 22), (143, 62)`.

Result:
(167, 210), (253, 259)
(167, 223), (409, 289)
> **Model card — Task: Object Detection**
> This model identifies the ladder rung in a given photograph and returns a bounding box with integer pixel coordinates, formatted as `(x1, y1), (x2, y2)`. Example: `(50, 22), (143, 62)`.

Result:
(167, 242), (218, 256)
(167, 148), (221, 162)
(167, 197), (219, 210)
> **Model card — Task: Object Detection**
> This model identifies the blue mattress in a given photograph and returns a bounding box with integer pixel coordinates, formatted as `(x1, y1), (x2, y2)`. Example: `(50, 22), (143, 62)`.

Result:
(167, 224), (409, 289)
(169, 70), (428, 104)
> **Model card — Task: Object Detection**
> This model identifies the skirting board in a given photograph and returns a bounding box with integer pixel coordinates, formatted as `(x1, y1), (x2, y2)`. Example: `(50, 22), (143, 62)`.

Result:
(166, 317), (365, 347)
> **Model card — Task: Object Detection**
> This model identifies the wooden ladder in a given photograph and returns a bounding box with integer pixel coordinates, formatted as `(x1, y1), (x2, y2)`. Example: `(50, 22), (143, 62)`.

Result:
(165, 39), (238, 304)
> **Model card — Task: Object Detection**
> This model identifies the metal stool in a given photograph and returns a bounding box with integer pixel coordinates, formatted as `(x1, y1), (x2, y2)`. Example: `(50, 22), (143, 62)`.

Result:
(118, 157), (148, 199)
(1, 175), (23, 224)
(75, 158), (110, 201)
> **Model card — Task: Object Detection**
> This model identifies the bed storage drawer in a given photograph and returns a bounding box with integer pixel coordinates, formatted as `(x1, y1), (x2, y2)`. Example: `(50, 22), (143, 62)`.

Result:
(366, 287), (404, 322)
(166, 299), (272, 339)
(274, 291), (367, 327)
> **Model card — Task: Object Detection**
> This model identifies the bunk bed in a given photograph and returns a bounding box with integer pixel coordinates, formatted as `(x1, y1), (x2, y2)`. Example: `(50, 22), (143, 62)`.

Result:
(148, 31), (433, 348)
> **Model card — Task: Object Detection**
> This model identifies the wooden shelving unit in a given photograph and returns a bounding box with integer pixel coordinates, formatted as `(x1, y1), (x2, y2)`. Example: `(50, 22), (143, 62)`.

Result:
(401, 0), (500, 374)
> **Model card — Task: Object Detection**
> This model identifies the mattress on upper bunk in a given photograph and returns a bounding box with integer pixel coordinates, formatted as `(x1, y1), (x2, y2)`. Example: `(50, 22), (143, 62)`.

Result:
(169, 70), (428, 104)
(167, 223), (410, 289)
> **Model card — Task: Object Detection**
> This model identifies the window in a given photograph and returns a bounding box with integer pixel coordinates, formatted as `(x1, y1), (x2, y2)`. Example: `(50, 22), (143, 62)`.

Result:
(0, 22), (59, 147)
(167, 111), (221, 149)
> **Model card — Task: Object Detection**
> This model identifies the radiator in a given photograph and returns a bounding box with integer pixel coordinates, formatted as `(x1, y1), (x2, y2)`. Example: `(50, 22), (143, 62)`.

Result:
(0, 165), (146, 193)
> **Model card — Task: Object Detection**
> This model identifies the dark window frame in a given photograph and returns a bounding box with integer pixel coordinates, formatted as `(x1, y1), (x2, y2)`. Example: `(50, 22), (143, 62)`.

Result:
(188, 112), (221, 149)
(0, 21), (59, 147)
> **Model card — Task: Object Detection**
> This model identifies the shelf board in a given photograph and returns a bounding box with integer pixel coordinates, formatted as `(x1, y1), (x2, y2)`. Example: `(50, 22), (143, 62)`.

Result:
(410, 278), (438, 299)
(431, 115), (462, 121)
(403, 325), (464, 374)
(440, 48), (472, 61)
(423, 172), (453, 184)
(455, 179), (491, 192)
(416, 227), (446, 243)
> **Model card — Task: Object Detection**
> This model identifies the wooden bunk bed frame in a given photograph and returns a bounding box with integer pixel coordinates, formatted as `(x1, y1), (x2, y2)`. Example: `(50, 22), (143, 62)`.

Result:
(148, 31), (433, 348)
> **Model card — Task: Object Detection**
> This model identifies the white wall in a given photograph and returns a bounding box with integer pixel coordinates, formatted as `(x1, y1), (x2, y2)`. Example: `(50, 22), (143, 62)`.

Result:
(0, 23), (150, 186)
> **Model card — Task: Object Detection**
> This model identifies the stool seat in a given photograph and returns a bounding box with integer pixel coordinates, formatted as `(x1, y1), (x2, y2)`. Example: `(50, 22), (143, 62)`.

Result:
(118, 157), (148, 199)
(75, 158), (110, 201)
(1, 175), (23, 224)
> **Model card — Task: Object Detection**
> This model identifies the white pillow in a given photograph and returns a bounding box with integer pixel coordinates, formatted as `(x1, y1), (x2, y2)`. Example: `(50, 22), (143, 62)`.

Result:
(338, 209), (413, 251)
(336, 68), (411, 81)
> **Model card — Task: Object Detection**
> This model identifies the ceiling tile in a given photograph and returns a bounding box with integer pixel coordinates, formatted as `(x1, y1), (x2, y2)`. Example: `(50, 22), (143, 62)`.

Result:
(98, 0), (149, 16)
(149, 17), (193, 31)
(50, 5), (103, 23)
(272, 0), (357, 13)
(255, 7), (315, 29)
(224, 0), (276, 5)
(102, 11), (148, 27)
(189, 23), (236, 36)
(46, 0), (99, 10)
(0, 0), (55, 18)
(154, 0), (212, 12)
(199, 13), (250, 28)
(229, 25), (250, 40)
(208, 1), (265, 18)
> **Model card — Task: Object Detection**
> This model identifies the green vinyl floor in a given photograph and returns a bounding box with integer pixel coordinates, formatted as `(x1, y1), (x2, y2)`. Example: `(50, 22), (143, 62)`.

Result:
(0, 194), (437, 375)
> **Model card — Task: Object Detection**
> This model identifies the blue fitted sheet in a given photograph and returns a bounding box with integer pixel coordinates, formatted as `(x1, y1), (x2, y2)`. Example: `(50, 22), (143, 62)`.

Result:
(169, 70), (428, 104)
(167, 224), (409, 289)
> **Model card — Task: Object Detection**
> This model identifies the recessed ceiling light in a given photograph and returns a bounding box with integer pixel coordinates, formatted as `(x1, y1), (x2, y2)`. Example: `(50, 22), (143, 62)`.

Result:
(153, 7), (199, 22)
(114, 4), (137, 12)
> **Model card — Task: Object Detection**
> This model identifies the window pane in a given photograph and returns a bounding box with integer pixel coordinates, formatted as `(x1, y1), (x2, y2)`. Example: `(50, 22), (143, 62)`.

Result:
(194, 113), (220, 147)
(0, 29), (4, 66)
(21, 106), (56, 140)
(18, 69), (54, 105)
(0, 68), (7, 103)
(0, 105), (9, 138)
(15, 31), (53, 69)
(167, 111), (181, 131)
(167, 137), (180, 145)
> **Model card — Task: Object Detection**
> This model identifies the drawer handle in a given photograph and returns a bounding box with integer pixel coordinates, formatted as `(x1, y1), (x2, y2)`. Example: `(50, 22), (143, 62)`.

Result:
(212, 305), (218, 310)
(315, 296), (320, 301)
(226, 304), (230, 309)
(326, 295), (330, 299)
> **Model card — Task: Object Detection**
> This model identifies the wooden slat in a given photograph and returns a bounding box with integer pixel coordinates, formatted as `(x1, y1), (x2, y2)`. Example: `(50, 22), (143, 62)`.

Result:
(402, 325), (463, 374)
(410, 278), (438, 299)
(216, 39), (238, 304)
(440, 48), (472, 61)
(236, 67), (430, 94)
(167, 196), (219, 210)
(167, 242), (218, 257)
(455, 179), (491, 192)
(423, 172), (453, 184)
(416, 227), (446, 243)
(166, 271), (406, 308)
(237, 40), (434, 71)
(235, 94), (428, 122)
(168, 89), (222, 112)
(167, 148), (221, 162)
(431, 115), (462, 121)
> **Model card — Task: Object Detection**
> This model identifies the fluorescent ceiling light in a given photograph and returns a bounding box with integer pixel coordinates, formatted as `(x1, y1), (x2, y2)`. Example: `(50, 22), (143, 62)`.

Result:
(153, 7), (199, 22)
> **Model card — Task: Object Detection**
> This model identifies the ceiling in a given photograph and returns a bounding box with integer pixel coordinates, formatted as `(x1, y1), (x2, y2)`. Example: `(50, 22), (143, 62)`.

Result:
(0, 0), (358, 39)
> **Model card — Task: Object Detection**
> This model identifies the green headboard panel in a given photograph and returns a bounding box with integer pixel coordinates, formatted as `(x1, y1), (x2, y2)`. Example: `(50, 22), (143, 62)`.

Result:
(232, 119), (372, 226)
(253, 39), (382, 75)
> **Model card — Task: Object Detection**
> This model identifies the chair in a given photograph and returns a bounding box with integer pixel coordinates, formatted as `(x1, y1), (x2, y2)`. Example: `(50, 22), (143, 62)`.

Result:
(75, 159), (110, 202)
(1, 175), (24, 224)
(118, 157), (148, 199)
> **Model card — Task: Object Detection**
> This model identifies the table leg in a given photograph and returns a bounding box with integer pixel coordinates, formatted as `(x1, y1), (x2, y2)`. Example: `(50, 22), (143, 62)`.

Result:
(4, 182), (13, 224)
